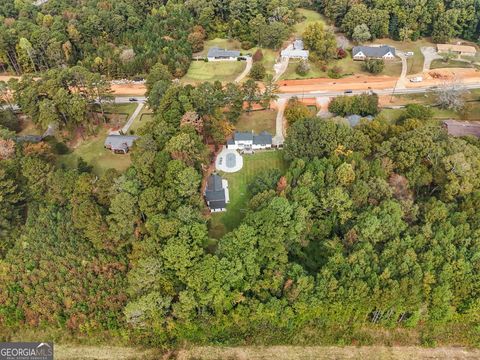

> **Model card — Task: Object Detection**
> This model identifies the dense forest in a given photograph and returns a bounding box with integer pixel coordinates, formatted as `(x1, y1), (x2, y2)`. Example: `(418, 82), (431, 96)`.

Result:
(1, 72), (480, 346)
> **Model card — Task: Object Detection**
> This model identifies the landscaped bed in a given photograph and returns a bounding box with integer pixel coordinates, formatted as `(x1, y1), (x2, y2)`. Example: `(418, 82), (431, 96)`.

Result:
(208, 150), (287, 239)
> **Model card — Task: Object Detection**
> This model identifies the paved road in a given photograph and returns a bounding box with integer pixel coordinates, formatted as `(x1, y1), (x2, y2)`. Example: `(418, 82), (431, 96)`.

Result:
(234, 58), (252, 83)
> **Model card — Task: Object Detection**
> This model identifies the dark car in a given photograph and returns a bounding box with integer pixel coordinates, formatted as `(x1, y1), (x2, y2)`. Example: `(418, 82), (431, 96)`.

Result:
(344, 90), (353, 94)
(129, 98), (137, 102)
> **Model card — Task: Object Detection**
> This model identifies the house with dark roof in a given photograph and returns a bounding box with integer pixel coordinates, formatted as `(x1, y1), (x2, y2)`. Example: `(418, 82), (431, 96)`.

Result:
(204, 173), (229, 212)
(346, 114), (374, 127)
(207, 47), (240, 61)
(104, 135), (138, 154)
(443, 120), (480, 138)
(352, 45), (396, 61)
(15, 135), (43, 143)
(226, 131), (273, 150)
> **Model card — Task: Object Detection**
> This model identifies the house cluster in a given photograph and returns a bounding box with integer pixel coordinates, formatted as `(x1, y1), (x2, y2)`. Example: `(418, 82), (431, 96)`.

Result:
(204, 173), (230, 212)
(226, 131), (273, 152)
(281, 39), (309, 60)
(352, 45), (396, 61)
(104, 135), (138, 154)
(207, 47), (241, 61)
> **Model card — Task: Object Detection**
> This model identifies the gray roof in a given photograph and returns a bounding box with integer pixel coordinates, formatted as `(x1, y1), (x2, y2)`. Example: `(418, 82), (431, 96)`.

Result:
(346, 114), (374, 127)
(205, 174), (226, 209)
(443, 120), (480, 137)
(104, 135), (138, 150)
(233, 131), (253, 141)
(16, 135), (43, 143)
(293, 40), (304, 50)
(352, 45), (395, 58)
(207, 47), (240, 58)
(253, 131), (272, 145)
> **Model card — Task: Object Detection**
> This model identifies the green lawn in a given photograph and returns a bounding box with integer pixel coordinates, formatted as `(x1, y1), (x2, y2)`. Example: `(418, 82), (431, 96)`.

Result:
(431, 59), (473, 69)
(182, 60), (246, 84)
(294, 8), (327, 36)
(208, 151), (287, 239)
(129, 107), (154, 134)
(57, 129), (132, 175)
(235, 110), (276, 134)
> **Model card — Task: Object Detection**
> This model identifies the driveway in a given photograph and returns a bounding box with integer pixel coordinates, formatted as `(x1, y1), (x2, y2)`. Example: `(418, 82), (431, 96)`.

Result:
(396, 51), (408, 89)
(421, 47), (442, 72)
(120, 102), (144, 134)
(234, 57), (252, 83)
(272, 98), (286, 146)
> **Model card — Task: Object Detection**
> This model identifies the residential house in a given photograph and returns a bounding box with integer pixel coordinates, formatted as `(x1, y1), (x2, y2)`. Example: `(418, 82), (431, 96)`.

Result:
(104, 135), (138, 154)
(346, 114), (374, 127)
(226, 131), (273, 150)
(352, 45), (396, 61)
(281, 39), (309, 60)
(15, 135), (43, 143)
(207, 47), (240, 61)
(437, 44), (477, 56)
(443, 120), (480, 138)
(204, 173), (229, 212)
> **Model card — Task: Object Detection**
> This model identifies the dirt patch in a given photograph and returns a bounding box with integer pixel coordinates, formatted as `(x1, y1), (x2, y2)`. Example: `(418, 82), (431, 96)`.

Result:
(110, 83), (147, 96)
(176, 346), (480, 360)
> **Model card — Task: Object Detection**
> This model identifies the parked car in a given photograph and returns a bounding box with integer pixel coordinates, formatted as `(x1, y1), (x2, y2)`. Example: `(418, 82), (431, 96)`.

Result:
(410, 76), (423, 83)
(129, 98), (137, 102)
(405, 51), (414, 56)
(344, 90), (353, 94)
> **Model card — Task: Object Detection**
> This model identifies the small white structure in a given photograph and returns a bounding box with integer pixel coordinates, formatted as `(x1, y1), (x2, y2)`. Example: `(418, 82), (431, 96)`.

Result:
(226, 131), (273, 151)
(281, 40), (309, 60)
(204, 174), (229, 212)
(207, 47), (240, 61)
(352, 45), (396, 61)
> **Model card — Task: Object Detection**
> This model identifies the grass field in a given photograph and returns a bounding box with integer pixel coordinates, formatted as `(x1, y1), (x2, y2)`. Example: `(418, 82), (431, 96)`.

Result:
(379, 102), (480, 123)
(282, 52), (402, 79)
(209, 151), (287, 239)
(235, 110), (276, 134)
(57, 128), (132, 175)
(182, 60), (246, 84)
(294, 8), (327, 36)
(431, 59), (473, 69)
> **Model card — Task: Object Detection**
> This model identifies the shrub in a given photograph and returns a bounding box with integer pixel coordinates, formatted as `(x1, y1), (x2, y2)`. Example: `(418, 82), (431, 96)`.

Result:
(296, 60), (310, 76)
(404, 104), (433, 120)
(327, 66), (343, 79)
(252, 49), (263, 62)
(336, 48), (347, 59)
(363, 58), (385, 74)
(249, 62), (266, 80)
(328, 93), (379, 116)
(241, 41), (254, 50)
(0, 110), (20, 132)
(285, 97), (311, 125)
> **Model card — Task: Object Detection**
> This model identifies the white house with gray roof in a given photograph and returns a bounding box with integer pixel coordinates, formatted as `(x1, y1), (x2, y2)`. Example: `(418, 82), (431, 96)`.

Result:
(352, 45), (396, 61)
(204, 174), (229, 212)
(226, 131), (273, 150)
(207, 47), (240, 61)
(281, 39), (309, 60)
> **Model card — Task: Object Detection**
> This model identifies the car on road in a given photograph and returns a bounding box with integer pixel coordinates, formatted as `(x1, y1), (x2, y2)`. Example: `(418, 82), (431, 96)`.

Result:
(410, 76), (423, 83)
(129, 98), (137, 102)
(344, 90), (353, 94)
(405, 51), (414, 56)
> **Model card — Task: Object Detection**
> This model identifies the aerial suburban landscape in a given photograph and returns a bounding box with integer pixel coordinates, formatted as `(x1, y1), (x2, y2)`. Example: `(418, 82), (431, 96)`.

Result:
(1, 0), (480, 359)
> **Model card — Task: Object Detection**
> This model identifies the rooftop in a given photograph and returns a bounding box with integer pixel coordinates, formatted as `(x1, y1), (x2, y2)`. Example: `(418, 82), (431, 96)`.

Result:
(353, 45), (396, 58)
(253, 131), (273, 145)
(205, 174), (227, 209)
(207, 47), (240, 58)
(104, 135), (138, 149)
(234, 131), (254, 141)
(443, 120), (480, 137)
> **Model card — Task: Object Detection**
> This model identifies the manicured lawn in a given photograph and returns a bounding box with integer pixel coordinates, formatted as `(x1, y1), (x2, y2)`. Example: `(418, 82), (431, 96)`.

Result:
(129, 107), (154, 134)
(294, 8), (327, 36)
(208, 150), (288, 239)
(103, 103), (138, 118)
(431, 59), (473, 69)
(235, 110), (276, 134)
(57, 128), (132, 175)
(182, 60), (246, 84)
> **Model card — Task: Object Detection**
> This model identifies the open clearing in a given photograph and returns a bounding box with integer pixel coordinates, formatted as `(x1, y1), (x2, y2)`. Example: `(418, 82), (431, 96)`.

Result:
(235, 109), (276, 134)
(182, 60), (246, 84)
(294, 8), (327, 36)
(209, 151), (287, 239)
(53, 345), (480, 360)
(57, 128), (132, 175)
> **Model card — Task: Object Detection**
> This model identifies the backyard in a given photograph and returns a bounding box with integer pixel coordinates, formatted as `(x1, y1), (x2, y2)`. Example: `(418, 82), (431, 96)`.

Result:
(294, 8), (328, 36)
(235, 109), (276, 134)
(208, 150), (287, 239)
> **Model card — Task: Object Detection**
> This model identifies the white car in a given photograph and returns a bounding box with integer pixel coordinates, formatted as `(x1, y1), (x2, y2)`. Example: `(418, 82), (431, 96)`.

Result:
(405, 51), (414, 56)
(410, 76), (423, 83)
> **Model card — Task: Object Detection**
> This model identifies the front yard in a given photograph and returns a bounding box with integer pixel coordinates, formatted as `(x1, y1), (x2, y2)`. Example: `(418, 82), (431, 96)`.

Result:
(208, 150), (287, 239)
(182, 60), (246, 84)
